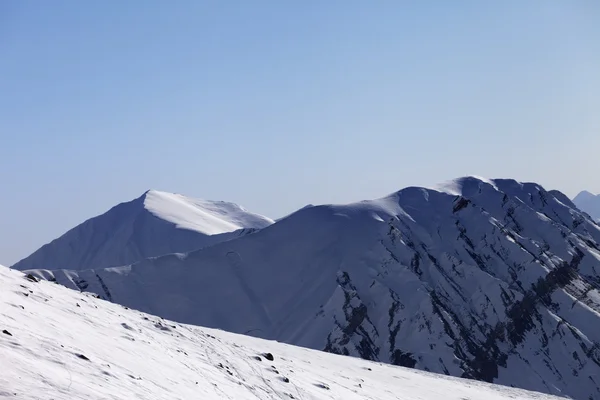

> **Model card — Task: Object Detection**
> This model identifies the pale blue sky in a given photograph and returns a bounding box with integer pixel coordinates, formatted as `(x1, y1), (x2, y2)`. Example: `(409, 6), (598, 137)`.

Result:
(1, 1), (599, 265)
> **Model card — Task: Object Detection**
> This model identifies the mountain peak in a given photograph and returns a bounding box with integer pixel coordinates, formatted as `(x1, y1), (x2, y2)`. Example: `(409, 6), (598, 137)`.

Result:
(574, 190), (597, 202)
(11, 190), (273, 271)
(573, 190), (600, 220)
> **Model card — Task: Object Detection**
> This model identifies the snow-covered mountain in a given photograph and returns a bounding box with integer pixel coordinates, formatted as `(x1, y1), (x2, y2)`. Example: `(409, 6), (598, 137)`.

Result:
(25, 177), (600, 399)
(574, 190), (600, 221)
(12, 189), (273, 271)
(0, 265), (563, 400)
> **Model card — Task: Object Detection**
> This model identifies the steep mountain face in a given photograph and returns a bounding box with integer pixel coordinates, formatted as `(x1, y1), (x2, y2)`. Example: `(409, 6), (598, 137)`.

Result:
(574, 190), (600, 221)
(0, 265), (561, 400)
(27, 177), (600, 399)
(12, 190), (273, 271)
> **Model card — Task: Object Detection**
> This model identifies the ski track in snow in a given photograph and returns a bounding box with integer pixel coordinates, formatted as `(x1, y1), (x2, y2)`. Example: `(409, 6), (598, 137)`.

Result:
(0, 266), (560, 400)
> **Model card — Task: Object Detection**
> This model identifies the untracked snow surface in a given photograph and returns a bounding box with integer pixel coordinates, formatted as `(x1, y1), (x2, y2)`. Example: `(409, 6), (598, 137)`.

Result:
(12, 190), (273, 272)
(0, 265), (560, 400)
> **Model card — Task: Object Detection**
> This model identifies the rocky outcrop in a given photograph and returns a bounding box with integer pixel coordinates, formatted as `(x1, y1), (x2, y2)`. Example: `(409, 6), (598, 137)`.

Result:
(324, 271), (380, 360)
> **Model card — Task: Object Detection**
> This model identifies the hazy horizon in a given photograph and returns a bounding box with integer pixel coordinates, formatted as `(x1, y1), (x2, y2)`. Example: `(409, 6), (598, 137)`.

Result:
(1, 1), (599, 265)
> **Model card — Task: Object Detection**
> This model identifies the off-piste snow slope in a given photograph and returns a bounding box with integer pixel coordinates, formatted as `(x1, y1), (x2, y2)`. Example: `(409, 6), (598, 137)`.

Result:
(573, 190), (600, 221)
(0, 265), (563, 400)
(12, 189), (273, 271)
(25, 177), (600, 399)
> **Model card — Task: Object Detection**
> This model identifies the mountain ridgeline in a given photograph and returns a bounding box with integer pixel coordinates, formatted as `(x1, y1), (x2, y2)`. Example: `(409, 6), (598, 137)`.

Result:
(21, 177), (600, 399)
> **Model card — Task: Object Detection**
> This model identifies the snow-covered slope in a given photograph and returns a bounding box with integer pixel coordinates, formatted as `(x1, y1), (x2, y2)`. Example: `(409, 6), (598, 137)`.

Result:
(12, 190), (273, 271)
(27, 177), (600, 399)
(0, 265), (562, 400)
(574, 190), (600, 221)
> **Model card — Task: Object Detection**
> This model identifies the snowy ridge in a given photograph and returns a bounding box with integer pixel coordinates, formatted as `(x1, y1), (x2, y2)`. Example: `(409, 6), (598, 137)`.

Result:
(12, 190), (273, 271)
(144, 190), (273, 235)
(0, 265), (561, 400)
(431, 175), (500, 196)
(24, 177), (600, 399)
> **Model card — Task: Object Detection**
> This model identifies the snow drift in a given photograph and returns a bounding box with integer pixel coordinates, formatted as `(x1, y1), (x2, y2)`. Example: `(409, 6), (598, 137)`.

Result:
(0, 265), (562, 400)
(11, 190), (273, 271)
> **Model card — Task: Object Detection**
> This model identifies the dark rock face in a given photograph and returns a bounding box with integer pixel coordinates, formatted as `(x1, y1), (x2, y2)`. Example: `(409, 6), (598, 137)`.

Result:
(324, 271), (380, 361)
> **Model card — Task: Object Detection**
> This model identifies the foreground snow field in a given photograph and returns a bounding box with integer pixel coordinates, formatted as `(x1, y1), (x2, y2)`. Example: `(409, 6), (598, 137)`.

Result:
(0, 265), (560, 400)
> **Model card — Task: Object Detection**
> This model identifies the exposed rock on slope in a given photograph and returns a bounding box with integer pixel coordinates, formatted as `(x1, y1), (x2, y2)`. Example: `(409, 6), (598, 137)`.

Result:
(28, 177), (600, 399)
(12, 190), (273, 271)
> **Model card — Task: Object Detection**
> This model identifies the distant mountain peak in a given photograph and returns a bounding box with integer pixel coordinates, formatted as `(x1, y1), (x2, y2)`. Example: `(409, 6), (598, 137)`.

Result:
(573, 190), (600, 221)
(11, 190), (273, 271)
(574, 190), (597, 202)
